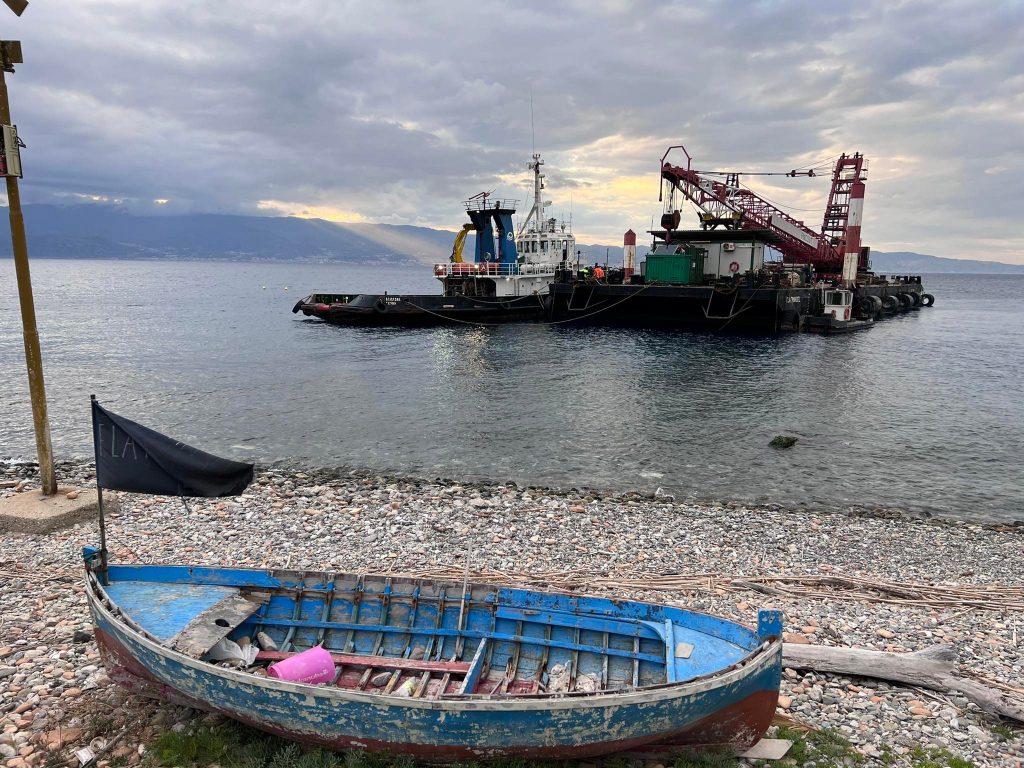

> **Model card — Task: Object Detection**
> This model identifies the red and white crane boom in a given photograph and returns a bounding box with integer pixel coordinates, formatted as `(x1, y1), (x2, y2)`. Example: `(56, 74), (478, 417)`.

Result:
(658, 145), (869, 283)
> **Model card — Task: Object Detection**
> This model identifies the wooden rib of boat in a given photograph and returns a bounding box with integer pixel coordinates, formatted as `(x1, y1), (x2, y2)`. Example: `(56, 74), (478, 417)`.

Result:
(85, 554), (782, 760)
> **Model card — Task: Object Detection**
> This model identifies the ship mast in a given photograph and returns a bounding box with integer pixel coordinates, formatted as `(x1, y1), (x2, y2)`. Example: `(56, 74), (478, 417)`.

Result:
(533, 153), (544, 258)
(517, 154), (547, 258)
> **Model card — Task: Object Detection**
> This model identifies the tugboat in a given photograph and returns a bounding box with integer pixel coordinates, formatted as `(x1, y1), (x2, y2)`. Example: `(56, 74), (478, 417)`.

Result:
(293, 155), (573, 326)
(802, 287), (873, 333)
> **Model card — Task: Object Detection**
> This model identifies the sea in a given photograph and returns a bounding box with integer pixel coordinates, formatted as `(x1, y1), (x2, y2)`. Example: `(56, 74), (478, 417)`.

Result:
(1, 259), (1022, 523)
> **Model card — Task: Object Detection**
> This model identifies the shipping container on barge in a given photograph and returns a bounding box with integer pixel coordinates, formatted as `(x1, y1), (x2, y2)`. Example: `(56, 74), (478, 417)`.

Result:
(548, 145), (934, 332)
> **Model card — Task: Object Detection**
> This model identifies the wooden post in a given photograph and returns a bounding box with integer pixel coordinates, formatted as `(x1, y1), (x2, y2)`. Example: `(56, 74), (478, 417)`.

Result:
(0, 40), (56, 495)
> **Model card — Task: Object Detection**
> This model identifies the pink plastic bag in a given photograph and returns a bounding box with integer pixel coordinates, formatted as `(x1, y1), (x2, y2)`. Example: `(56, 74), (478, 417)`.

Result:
(267, 645), (335, 684)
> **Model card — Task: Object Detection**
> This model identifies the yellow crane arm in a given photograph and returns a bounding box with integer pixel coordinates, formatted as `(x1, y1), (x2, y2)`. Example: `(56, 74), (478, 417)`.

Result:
(450, 223), (473, 263)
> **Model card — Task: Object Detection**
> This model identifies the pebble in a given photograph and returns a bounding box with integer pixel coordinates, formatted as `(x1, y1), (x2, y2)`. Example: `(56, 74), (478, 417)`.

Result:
(0, 458), (1021, 767)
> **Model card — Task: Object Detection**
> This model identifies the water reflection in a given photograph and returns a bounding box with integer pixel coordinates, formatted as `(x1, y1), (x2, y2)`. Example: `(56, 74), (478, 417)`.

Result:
(1, 261), (1022, 521)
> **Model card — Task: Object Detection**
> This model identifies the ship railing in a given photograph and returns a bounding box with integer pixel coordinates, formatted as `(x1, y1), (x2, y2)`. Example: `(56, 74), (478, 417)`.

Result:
(464, 197), (519, 212)
(433, 262), (561, 278)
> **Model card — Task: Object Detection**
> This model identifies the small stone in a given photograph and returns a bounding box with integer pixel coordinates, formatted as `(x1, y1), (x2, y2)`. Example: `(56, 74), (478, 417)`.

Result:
(72, 631), (92, 644)
(783, 632), (811, 645)
(910, 705), (932, 717)
(65, 490), (80, 500)
(370, 672), (392, 687)
(777, 695), (793, 709)
(876, 628), (895, 639)
(42, 728), (83, 750)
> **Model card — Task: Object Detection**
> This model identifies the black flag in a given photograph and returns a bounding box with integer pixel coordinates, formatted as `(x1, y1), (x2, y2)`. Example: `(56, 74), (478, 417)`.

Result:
(91, 398), (254, 497)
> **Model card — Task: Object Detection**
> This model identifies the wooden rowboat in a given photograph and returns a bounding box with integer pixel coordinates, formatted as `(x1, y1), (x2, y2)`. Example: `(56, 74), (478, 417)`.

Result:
(85, 552), (782, 760)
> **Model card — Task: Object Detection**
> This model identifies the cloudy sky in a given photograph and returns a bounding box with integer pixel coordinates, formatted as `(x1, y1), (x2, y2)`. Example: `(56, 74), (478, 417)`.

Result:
(8, 0), (1024, 262)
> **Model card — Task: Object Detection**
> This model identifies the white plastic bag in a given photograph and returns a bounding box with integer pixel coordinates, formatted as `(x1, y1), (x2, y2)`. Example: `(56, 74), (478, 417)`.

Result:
(208, 638), (258, 665)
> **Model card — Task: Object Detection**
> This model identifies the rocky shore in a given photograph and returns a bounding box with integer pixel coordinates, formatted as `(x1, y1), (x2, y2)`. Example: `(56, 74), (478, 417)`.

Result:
(1, 459), (1022, 767)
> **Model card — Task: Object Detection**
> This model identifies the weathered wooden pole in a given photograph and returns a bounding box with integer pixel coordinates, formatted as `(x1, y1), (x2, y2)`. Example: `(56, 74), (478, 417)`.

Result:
(0, 35), (57, 495)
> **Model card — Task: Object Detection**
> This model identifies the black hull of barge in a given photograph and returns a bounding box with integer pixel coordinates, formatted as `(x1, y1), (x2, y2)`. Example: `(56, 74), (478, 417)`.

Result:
(294, 293), (548, 326)
(547, 282), (926, 332)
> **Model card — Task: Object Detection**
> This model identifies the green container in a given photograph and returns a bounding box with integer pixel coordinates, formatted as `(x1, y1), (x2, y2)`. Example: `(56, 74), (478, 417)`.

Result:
(644, 246), (706, 285)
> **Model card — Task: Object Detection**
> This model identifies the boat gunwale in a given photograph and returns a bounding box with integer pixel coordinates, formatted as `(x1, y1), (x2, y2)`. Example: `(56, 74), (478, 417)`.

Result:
(86, 565), (782, 712)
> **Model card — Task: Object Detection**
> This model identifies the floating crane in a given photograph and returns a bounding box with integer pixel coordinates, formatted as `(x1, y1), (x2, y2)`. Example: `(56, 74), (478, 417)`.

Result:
(658, 145), (868, 284)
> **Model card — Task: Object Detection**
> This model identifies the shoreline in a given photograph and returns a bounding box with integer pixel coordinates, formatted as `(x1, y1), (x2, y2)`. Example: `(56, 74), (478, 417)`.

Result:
(4, 457), (1023, 530)
(1, 460), (1022, 766)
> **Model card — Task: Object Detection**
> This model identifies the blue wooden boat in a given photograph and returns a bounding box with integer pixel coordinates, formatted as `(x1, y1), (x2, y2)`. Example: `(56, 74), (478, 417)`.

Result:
(85, 553), (782, 759)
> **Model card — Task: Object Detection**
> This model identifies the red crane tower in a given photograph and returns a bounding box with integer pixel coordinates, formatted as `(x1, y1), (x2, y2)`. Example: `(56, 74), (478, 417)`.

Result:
(657, 145), (869, 284)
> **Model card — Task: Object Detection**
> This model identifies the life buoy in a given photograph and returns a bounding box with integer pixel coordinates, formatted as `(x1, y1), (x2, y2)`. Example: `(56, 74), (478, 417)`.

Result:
(728, 261), (740, 274)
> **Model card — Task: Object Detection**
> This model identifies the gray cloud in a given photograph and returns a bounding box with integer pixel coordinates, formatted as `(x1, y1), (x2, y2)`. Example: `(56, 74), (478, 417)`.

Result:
(7, 0), (1023, 262)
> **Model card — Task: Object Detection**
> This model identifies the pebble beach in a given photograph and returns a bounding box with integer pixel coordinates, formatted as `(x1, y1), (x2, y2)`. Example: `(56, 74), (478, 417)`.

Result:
(2, 459), (1022, 767)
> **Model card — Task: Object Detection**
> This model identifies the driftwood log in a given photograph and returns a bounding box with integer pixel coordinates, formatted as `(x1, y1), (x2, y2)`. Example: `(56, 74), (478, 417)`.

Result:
(782, 643), (1024, 723)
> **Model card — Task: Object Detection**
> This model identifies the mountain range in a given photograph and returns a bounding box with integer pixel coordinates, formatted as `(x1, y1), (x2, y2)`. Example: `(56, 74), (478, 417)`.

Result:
(0, 204), (1020, 273)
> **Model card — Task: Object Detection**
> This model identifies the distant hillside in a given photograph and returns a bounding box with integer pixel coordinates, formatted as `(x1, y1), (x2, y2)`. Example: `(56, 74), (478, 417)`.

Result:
(870, 251), (1024, 274)
(0, 205), (624, 265)
(0, 205), (1019, 273)
(0, 205), (418, 264)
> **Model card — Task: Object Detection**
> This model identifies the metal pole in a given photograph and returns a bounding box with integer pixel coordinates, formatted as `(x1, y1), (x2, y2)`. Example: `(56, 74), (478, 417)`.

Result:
(97, 485), (108, 584)
(90, 395), (108, 584)
(0, 57), (55, 495)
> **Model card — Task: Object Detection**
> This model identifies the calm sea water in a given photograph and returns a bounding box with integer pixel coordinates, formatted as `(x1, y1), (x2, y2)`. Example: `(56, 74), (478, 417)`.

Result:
(2, 259), (1022, 522)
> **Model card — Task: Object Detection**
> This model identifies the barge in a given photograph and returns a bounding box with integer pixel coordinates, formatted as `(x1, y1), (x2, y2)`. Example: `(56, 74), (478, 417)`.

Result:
(547, 230), (932, 332)
(548, 145), (933, 330)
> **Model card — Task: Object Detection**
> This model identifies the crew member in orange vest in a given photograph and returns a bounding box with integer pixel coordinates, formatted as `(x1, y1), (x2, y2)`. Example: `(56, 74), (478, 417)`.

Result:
(593, 264), (605, 281)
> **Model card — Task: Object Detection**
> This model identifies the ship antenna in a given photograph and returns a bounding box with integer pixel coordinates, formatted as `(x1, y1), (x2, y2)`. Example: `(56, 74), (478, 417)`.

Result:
(530, 88), (536, 155)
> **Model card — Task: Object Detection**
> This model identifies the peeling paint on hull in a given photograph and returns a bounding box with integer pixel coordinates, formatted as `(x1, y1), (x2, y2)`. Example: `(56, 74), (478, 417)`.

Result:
(91, 593), (781, 759)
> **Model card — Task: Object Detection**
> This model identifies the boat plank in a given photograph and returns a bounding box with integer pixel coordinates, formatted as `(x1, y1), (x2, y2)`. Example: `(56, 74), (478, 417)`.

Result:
(457, 638), (488, 695)
(253, 618), (663, 663)
(170, 592), (268, 658)
(494, 607), (659, 640)
(255, 650), (470, 674)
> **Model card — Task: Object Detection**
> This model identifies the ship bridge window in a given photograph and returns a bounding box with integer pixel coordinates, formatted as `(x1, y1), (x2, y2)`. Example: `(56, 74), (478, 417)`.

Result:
(826, 292), (847, 305)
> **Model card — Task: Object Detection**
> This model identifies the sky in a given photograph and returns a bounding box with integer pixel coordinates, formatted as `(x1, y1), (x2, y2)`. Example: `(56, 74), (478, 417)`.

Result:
(6, 0), (1024, 262)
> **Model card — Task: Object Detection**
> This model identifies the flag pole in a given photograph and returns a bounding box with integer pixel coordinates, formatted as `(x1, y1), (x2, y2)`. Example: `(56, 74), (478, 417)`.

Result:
(90, 395), (108, 584)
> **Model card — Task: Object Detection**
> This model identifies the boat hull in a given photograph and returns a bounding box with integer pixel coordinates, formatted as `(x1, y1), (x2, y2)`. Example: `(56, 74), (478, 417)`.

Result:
(546, 281), (927, 333)
(88, 576), (781, 759)
(294, 293), (548, 326)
